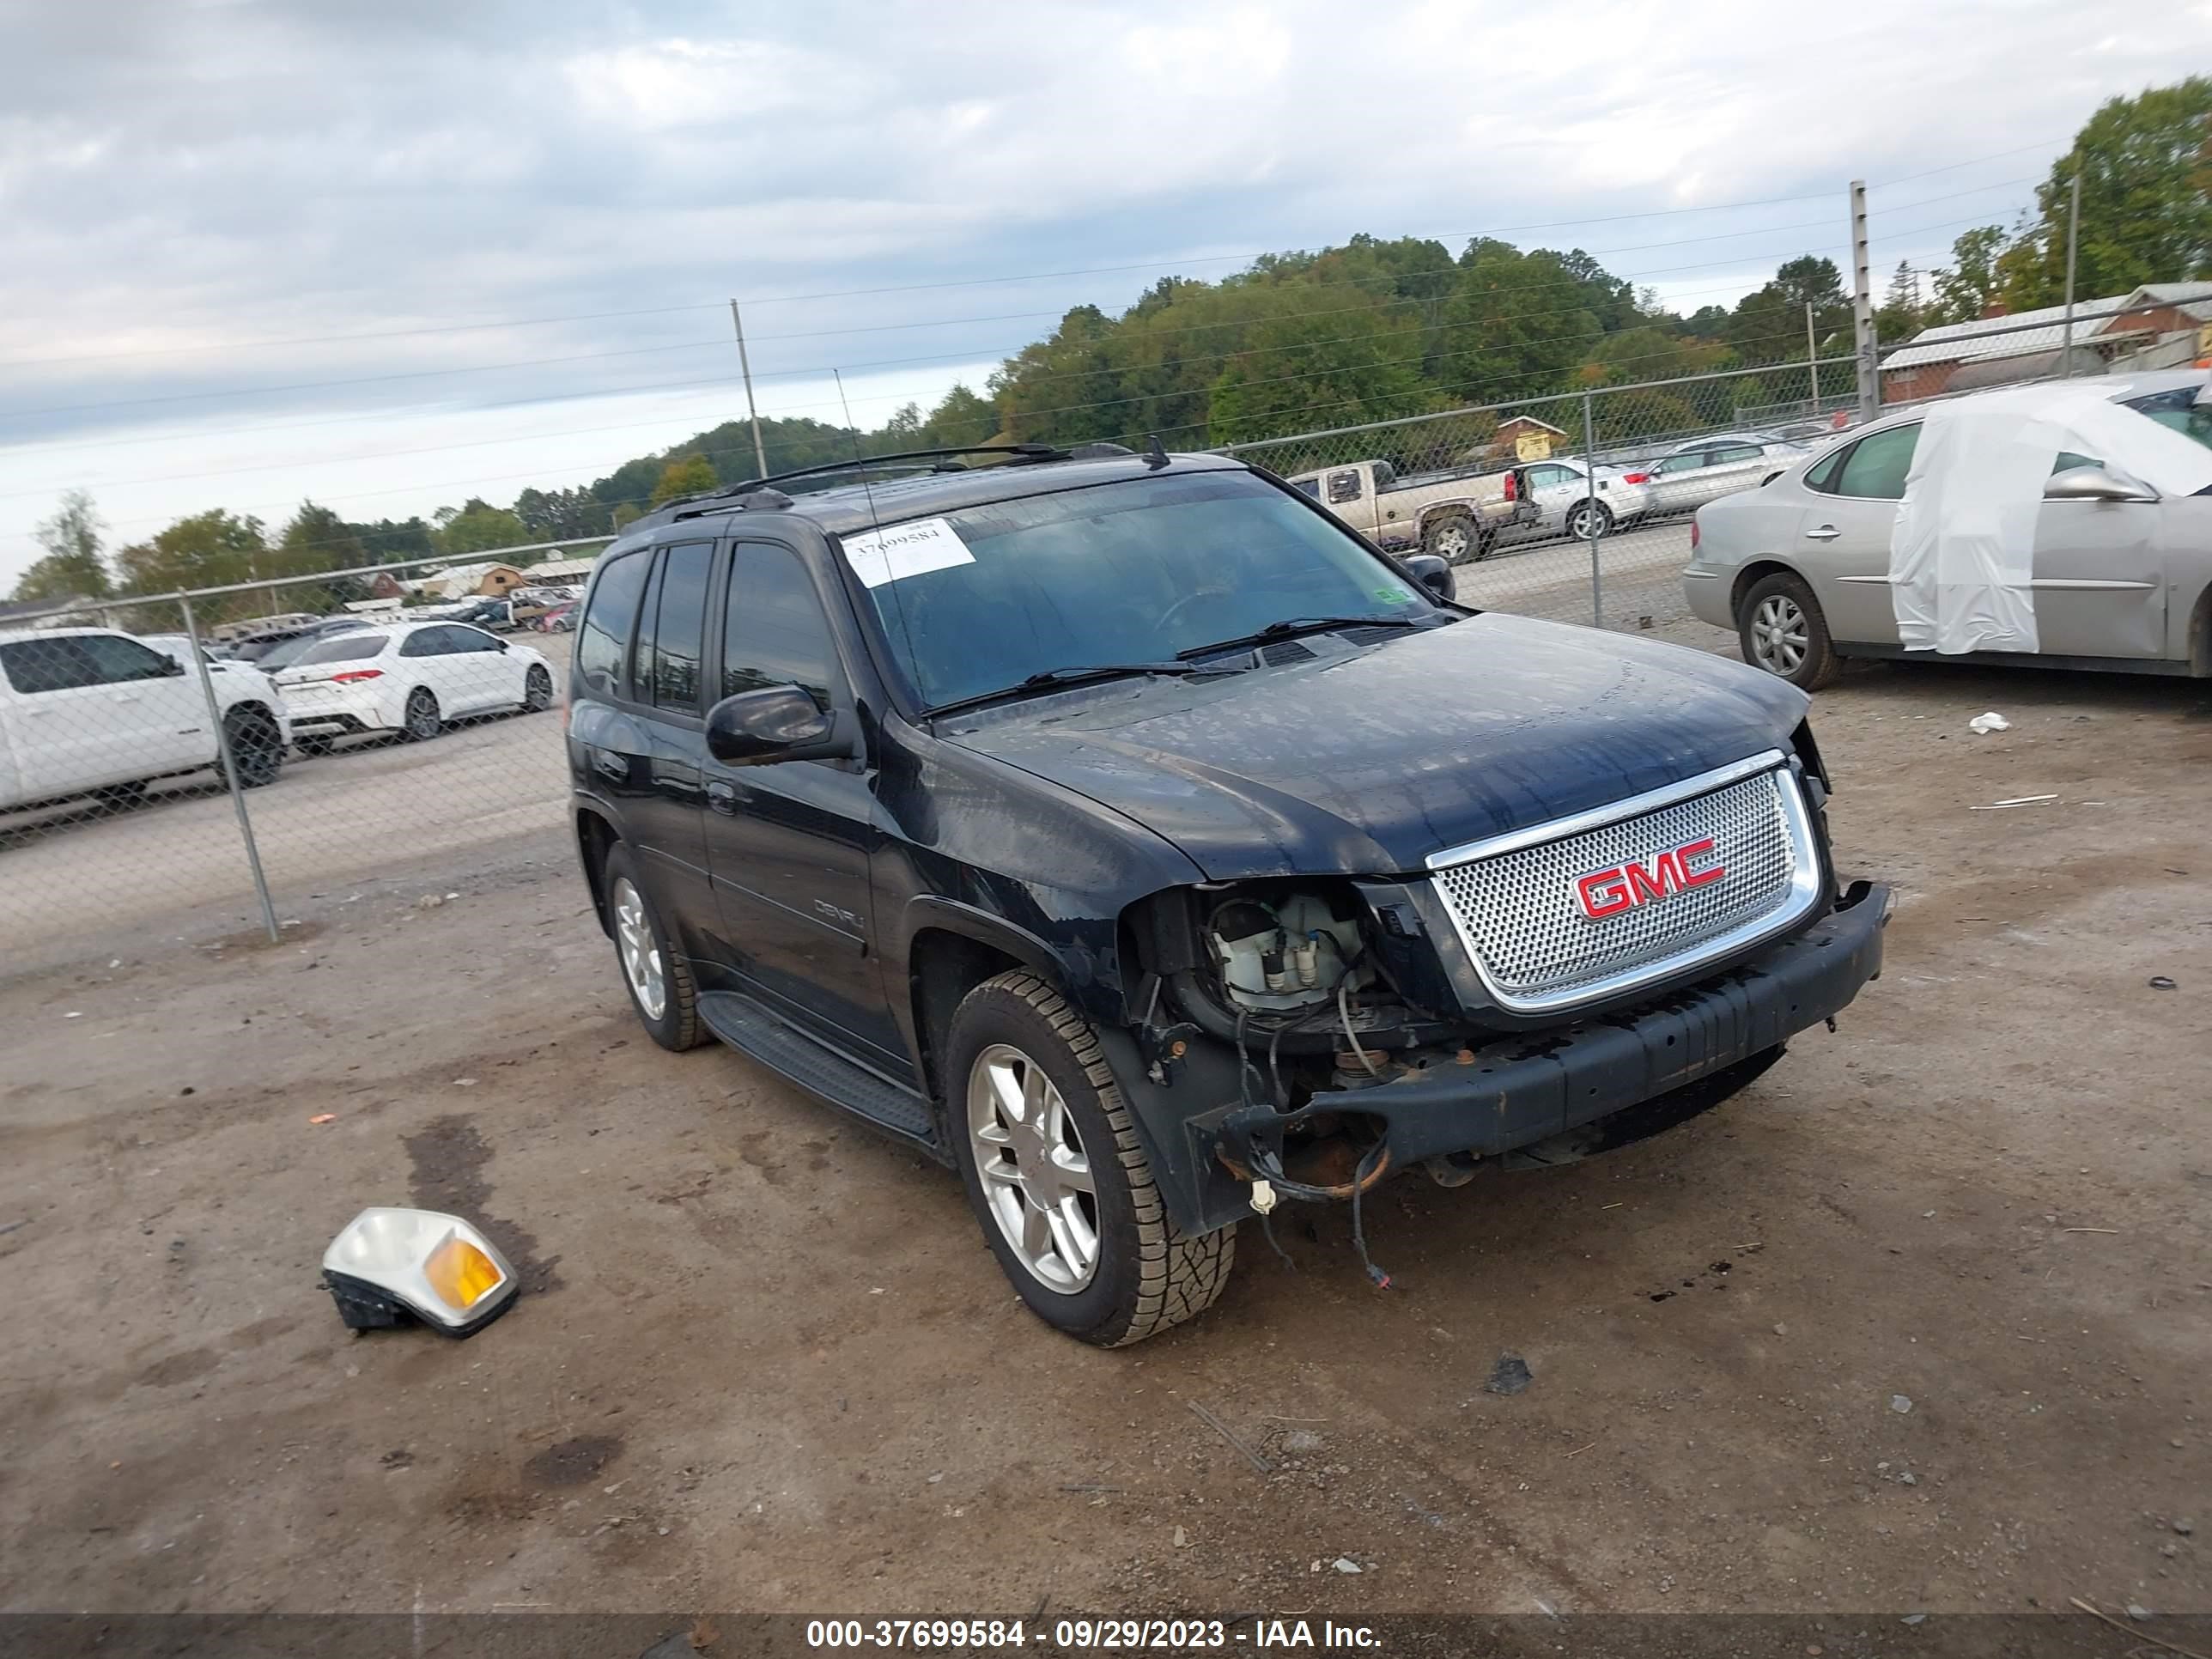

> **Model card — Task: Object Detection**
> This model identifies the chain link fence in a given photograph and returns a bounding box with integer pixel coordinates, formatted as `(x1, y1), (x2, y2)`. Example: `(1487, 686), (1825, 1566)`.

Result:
(2, 359), (1865, 963)
(1222, 356), (1863, 634)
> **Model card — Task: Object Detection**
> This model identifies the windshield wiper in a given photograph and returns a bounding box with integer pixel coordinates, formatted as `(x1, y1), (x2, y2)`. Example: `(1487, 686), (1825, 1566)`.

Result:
(925, 661), (1203, 719)
(1174, 615), (1422, 661)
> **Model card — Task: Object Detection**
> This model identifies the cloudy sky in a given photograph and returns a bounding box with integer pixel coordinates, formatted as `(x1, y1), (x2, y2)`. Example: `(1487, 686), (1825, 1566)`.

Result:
(1, 0), (2203, 585)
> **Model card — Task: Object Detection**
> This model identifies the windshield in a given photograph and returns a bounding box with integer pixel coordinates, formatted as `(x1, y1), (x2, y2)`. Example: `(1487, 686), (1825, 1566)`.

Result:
(291, 633), (389, 666)
(2119, 386), (2212, 452)
(850, 470), (1442, 710)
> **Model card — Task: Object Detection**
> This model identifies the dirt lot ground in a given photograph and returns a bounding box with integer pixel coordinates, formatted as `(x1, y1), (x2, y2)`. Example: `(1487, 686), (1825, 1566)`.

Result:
(2, 619), (2209, 1622)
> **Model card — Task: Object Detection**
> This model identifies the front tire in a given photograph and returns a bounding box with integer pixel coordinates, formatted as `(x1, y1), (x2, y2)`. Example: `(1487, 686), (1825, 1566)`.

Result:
(223, 707), (284, 787)
(600, 843), (702, 1050)
(1737, 571), (1839, 690)
(945, 971), (1236, 1346)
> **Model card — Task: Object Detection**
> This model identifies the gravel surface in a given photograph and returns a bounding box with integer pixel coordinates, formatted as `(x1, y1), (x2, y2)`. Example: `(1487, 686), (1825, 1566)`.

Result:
(2, 628), (2208, 1619)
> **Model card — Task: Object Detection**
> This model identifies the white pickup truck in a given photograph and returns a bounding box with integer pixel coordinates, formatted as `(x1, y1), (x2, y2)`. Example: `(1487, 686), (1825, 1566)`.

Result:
(1286, 459), (1534, 562)
(0, 627), (291, 814)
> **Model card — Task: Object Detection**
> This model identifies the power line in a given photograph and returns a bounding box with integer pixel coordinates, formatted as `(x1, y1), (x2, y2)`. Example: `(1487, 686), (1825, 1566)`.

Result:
(1869, 137), (2062, 190)
(64, 320), (1831, 541)
(3, 228), (1855, 426)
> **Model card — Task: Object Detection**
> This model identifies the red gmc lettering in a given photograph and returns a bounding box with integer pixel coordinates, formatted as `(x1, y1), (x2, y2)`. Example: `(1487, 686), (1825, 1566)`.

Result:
(1576, 837), (1726, 920)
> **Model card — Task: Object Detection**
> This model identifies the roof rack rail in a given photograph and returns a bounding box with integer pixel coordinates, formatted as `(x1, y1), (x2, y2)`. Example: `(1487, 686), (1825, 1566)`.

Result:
(629, 441), (1153, 532)
(714, 444), (1080, 500)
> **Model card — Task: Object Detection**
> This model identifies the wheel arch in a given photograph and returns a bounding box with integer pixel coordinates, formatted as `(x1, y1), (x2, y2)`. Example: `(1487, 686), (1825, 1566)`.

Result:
(1730, 556), (1811, 617)
(906, 907), (1065, 1122)
(574, 805), (620, 938)
(2186, 577), (2212, 677)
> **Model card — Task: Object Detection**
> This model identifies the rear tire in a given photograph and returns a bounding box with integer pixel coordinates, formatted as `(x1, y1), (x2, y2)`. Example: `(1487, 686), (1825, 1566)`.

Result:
(223, 706), (284, 788)
(1565, 500), (1614, 541)
(402, 688), (442, 742)
(600, 843), (702, 1051)
(945, 970), (1236, 1346)
(1421, 511), (1479, 563)
(1737, 571), (1839, 690)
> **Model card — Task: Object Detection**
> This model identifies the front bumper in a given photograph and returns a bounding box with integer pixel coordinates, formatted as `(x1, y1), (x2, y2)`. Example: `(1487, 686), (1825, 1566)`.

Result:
(1210, 883), (1888, 1185)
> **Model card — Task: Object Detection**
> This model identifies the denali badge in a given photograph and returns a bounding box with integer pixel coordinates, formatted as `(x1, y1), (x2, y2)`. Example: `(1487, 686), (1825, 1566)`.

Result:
(1576, 836), (1724, 920)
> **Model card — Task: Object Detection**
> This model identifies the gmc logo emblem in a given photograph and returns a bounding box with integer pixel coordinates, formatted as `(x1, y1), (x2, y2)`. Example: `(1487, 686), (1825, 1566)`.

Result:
(1576, 836), (1724, 920)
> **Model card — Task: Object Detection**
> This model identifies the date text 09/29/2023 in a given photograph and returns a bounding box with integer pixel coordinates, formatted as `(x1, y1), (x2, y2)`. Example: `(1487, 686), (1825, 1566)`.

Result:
(804, 1618), (1383, 1650)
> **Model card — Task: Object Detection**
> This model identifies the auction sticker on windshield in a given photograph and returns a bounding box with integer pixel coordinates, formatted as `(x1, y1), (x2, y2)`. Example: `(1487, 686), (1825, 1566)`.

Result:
(842, 517), (976, 588)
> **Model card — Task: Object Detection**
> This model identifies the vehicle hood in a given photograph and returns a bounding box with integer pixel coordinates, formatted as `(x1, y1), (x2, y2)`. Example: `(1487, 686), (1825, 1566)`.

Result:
(939, 613), (1809, 879)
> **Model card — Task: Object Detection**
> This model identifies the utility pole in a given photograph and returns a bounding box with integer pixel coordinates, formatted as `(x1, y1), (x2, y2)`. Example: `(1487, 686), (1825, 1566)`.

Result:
(728, 299), (769, 480)
(1850, 179), (1878, 421)
(1805, 301), (1820, 410)
(2060, 171), (2083, 378)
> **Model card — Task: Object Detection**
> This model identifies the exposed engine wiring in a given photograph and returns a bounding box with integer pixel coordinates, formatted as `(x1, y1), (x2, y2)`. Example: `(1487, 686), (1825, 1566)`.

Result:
(1258, 1209), (1297, 1272)
(1348, 1140), (1393, 1290)
(1339, 978), (1381, 1074)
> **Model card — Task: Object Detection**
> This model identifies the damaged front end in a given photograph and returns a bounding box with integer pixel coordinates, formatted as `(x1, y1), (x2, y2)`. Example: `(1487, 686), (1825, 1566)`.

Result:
(1110, 749), (1891, 1234)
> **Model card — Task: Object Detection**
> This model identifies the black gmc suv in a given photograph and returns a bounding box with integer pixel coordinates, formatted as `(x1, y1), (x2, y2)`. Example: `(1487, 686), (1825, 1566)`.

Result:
(567, 443), (1889, 1346)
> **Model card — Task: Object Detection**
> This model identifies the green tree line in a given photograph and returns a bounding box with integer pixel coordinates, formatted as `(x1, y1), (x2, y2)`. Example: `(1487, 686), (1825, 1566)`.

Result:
(16, 80), (2204, 615)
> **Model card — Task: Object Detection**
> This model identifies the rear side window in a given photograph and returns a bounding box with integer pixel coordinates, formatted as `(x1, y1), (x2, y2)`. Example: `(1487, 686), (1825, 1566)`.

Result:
(1830, 424), (1921, 500)
(296, 634), (388, 665)
(577, 550), (649, 698)
(1803, 447), (1847, 492)
(0, 636), (99, 694)
(1326, 470), (1361, 504)
(723, 543), (836, 708)
(650, 542), (712, 711)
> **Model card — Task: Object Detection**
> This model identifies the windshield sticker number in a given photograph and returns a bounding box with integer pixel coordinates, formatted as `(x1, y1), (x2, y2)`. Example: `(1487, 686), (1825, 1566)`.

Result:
(1373, 586), (1413, 605)
(842, 518), (975, 588)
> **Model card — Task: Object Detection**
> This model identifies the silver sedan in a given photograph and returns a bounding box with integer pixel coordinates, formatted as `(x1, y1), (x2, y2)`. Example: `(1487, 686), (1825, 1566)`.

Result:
(1638, 437), (1807, 517)
(1681, 373), (2212, 688)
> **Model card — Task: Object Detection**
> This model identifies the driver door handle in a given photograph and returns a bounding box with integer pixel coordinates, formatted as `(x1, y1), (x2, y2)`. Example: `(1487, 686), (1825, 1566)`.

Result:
(705, 780), (742, 815)
(1804, 524), (1841, 541)
(592, 750), (628, 782)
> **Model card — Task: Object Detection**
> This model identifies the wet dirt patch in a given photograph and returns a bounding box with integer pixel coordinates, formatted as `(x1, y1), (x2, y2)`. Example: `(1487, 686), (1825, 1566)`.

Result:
(402, 1113), (563, 1293)
(524, 1434), (622, 1488)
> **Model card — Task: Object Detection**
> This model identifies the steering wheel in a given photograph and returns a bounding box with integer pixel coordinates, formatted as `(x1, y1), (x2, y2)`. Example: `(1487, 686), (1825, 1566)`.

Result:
(1155, 586), (1233, 639)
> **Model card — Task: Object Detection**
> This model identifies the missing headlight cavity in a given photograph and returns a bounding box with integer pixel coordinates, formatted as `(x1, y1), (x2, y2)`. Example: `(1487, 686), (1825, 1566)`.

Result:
(1204, 884), (1372, 1013)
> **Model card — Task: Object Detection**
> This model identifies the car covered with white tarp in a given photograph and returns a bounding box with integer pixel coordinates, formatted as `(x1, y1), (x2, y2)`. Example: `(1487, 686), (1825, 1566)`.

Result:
(1681, 372), (2212, 687)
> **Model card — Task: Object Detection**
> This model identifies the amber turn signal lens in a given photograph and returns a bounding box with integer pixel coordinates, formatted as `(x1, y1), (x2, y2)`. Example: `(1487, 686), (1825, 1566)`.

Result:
(423, 1237), (505, 1310)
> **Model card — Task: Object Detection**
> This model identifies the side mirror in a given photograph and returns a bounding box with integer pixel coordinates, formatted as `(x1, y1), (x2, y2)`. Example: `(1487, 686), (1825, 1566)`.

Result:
(2045, 463), (2158, 503)
(1402, 554), (1455, 602)
(160, 653), (188, 677)
(705, 684), (857, 766)
(494, 638), (509, 653)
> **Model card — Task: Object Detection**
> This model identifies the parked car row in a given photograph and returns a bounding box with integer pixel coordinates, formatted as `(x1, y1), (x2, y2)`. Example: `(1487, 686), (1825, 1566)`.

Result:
(0, 617), (555, 817)
(1686, 370), (2212, 686)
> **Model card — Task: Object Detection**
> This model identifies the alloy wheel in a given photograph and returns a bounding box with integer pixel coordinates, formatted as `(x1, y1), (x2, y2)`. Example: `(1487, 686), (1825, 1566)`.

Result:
(611, 878), (666, 1021)
(1750, 593), (1808, 674)
(967, 1042), (1099, 1294)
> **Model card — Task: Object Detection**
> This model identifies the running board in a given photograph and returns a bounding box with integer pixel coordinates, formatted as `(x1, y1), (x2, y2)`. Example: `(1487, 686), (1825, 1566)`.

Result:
(696, 991), (936, 1144)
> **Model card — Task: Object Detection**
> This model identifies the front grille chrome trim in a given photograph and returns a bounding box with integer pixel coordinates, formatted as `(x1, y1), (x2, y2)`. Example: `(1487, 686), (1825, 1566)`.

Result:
(1428, 753), (1823, 1016)
(1424, 749), (1790, 870)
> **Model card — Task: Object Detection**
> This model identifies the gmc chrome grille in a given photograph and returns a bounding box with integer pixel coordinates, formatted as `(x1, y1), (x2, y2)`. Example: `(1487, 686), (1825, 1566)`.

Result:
(1427, 754), (1820, 1014)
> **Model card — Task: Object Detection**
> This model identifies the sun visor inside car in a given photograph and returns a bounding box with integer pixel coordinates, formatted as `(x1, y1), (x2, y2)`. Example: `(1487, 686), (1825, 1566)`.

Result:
(1888, 384), (2212, 656)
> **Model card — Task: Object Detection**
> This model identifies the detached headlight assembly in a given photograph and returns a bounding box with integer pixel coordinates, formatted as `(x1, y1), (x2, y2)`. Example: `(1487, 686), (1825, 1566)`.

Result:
(322, 1207), (520, 1338)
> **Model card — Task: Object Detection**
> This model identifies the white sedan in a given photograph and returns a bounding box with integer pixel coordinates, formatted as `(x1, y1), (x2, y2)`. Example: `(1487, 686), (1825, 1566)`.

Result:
(273, 621), (555, 753)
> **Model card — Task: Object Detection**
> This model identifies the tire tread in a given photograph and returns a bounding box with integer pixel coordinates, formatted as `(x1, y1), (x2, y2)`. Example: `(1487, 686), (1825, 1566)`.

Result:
(974, 969), (1234, 1346)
